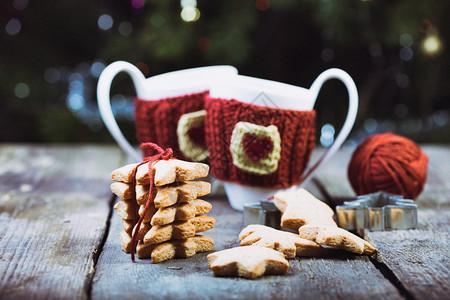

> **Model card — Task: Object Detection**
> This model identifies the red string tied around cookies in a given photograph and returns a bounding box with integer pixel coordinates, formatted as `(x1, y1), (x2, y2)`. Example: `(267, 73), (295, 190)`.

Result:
(130, 142), (173, 262)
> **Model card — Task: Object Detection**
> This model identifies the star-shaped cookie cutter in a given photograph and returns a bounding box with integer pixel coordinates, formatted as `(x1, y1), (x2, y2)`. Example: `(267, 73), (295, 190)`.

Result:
(243, 201), (281, 229)
(336, 192), (418, 231)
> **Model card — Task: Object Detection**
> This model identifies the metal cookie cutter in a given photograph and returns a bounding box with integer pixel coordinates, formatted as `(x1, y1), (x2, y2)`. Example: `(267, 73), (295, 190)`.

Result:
(243, 201), (281, 229)
(336, 192), (418, 231)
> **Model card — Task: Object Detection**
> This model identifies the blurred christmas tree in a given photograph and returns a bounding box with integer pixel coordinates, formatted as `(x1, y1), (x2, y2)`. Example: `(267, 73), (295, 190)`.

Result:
(0, 0), (448, 143)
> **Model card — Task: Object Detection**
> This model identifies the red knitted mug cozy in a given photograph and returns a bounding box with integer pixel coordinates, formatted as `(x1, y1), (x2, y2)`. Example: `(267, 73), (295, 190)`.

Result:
(134, 91), (208, 161)
(205, 97), (316, 188)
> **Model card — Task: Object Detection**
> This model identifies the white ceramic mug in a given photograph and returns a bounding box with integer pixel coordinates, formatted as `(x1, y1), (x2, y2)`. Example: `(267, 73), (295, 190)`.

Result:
(207, 69), (358, 210)
(97, 61), (238, 162)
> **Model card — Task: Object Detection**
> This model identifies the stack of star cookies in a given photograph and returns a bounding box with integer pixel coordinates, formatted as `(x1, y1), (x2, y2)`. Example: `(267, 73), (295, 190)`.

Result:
(110, 159), (215, 263)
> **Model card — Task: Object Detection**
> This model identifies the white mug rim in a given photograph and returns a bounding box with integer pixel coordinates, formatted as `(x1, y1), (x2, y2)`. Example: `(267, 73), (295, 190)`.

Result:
(209, 74), (315, 111)
(139, 65), (238, 100)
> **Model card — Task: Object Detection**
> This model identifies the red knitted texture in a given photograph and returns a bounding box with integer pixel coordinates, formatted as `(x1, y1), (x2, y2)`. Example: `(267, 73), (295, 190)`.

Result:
(347, 133), (429, 199)
(134, 91), (208, 160)
(205, 97), (316, 188)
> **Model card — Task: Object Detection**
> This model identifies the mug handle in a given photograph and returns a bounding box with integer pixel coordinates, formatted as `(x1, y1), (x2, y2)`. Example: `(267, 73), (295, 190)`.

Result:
(301, 68), (359, 183)
(97, 61), (146, 162)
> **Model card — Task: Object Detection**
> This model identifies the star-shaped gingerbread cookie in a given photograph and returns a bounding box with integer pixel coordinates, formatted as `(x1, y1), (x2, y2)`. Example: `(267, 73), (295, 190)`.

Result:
(110, 159), (209, 186)
(148, 199), (212, 226)
(137, 235), (214, 263)
(152, 181), (211, 208)
(239, 225), (322, 258)
(143, 215), (216, 245)
(110, 180), (211, 206)
(298, 224), (376, 255)
(274, 188), (337, 231)
(207, 246), (289, 279)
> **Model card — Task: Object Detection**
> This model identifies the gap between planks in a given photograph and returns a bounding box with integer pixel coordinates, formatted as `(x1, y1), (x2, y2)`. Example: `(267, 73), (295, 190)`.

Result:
(311, 177), (416, 299)
(85, 151), (129, 300)
(85, 193), (117, 300)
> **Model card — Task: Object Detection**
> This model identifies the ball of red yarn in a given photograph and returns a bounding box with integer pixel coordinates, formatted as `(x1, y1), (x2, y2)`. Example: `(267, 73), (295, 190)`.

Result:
(348, 133), (428, 200)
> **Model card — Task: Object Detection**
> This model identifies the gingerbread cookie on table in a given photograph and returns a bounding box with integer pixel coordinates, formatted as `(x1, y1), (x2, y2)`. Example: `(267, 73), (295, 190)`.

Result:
(274, 188), (337, 231)
(207, 246), (289, 279)
(273, 188), (376, 255)
(239, 224), (322, 258)
(298, 225), (376, 255)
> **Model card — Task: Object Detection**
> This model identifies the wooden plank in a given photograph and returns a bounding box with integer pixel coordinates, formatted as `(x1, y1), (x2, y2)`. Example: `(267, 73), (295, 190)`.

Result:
(313, 145), (450, 299)
(418, 146), (450, 208)
(92, 192), (401, 299)
(0, 144), (123, 299)
(367, 209), (450, 300)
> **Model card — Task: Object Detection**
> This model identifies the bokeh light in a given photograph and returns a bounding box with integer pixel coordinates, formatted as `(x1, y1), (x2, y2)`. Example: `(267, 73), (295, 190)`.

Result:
(180, 7), (200, 22)
(320, 123), (335, 147)
(44, 68), (61, 84)
(131, 0), (145, 9)
(5, 18), (21, 36)
(369, 43), (383, 58)
(422, 35), (442, 55)
(256, 0), (270, 11)
(14, 83), (30, 99)
(67, 73), (85, 112)
(119, 21), (133, 36)
(136, 62), (149, 76)
(13, 0), (28, 10)
(181, 0), (197, 8)
(98, 14), (113, 30)
(198, 37), (212, 52)
(399, 47), (413, 61)
(90, 61), (106, 78)
(399, 33), (413, 48)
(395, 73), (409, 88)
(321, 48), (335, 62)
(363, 118), (377, 133)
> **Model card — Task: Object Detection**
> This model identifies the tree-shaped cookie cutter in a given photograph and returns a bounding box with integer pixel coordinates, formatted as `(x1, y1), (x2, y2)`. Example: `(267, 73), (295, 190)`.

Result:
(336, 192), (418, 231)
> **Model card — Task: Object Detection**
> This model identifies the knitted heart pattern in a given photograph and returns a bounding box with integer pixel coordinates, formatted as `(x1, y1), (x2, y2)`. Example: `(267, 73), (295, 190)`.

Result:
(242, 134), (274, 162)
(187, 124), (206, 148)
(229, 122), (281, 175)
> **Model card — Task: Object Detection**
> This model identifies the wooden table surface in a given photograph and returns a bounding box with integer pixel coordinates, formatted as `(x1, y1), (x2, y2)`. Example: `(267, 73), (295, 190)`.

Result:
(0, 144), (448, 299)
